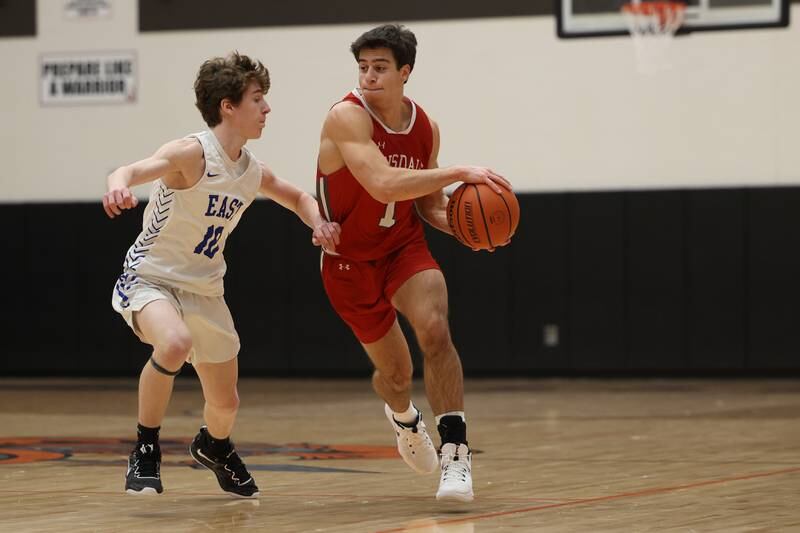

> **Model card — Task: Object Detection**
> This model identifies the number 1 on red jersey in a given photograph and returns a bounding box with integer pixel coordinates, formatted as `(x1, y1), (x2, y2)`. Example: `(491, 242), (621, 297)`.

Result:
(379, 202), (396, 228)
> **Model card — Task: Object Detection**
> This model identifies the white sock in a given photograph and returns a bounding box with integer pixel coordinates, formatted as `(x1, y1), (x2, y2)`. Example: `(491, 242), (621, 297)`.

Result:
(435, 411), (465, 425)
(391, 401), (418, 425)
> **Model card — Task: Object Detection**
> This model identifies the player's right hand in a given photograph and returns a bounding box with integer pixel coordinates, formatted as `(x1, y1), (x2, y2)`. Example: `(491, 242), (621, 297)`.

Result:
(458, 166), (512, 195)
(471, 237), (511, 253)
(103, 187), (139, 219)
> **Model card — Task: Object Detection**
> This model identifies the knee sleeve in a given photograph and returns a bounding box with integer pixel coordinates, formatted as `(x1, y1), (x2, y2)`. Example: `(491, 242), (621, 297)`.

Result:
(150, 355), (182, 376)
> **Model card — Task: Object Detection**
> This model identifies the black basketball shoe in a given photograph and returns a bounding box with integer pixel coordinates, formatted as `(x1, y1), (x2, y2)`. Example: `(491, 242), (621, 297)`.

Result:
(189, 426), (259, 498)
(125, 442), (163, 494)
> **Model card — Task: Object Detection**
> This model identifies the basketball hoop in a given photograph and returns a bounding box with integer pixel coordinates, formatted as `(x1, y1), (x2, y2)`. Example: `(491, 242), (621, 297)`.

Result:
(622, 1), (685, 74)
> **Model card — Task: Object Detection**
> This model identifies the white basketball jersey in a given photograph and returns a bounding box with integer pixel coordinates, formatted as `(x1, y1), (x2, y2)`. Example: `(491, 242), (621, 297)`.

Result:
(115, 131), (261, 299)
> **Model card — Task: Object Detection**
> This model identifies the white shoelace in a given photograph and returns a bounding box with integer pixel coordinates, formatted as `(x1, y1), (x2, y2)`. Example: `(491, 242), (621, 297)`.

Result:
(397, 419), (433, 446)
(441, 456), (471, 482)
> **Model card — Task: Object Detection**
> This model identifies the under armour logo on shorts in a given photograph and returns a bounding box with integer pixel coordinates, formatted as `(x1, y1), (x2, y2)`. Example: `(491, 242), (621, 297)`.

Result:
(338, 263), (351, 271)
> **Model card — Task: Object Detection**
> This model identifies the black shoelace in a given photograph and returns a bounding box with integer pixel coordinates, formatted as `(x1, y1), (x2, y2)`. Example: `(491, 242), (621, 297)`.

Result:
(135, 450), (160, 478)
(223, 450), (251, 484)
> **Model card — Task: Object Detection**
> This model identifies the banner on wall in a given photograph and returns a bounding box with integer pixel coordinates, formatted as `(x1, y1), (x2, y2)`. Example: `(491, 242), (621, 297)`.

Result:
(40, 51), (136, 106)
(64, 0), (112, 19)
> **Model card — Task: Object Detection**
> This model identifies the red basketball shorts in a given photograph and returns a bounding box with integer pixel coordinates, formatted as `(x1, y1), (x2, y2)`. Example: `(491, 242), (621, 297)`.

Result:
(321, 237), (440, 344)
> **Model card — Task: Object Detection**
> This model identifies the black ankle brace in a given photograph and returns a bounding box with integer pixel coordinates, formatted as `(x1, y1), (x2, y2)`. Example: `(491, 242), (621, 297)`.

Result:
(437, 415), (467, 446)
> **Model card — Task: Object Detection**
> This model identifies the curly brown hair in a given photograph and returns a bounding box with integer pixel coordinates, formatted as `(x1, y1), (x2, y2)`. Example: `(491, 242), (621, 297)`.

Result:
(194, 52), (270, 127)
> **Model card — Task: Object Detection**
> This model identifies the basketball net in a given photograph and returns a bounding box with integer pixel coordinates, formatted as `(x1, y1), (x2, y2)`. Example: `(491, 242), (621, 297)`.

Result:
(622, 1), (685, 74)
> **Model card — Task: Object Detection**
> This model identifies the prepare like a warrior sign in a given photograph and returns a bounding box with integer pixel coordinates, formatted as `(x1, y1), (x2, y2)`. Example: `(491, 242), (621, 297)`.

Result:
(40, 51), (137, 106)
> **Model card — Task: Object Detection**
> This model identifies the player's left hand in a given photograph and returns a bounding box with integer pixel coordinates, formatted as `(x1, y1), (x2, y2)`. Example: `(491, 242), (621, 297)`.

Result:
(312, 221), (341, 252)
(457, 166), (512, 195)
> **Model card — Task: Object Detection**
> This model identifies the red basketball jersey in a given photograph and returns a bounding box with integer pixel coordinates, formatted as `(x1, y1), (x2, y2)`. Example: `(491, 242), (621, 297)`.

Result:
(317, 89), (434, 261)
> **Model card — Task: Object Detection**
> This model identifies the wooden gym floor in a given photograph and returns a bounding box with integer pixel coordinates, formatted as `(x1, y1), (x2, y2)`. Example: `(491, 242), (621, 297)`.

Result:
(0, 377), (798, 532)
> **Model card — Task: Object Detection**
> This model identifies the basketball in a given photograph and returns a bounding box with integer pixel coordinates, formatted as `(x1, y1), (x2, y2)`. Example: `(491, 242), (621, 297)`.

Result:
(447, 183), (519, 251)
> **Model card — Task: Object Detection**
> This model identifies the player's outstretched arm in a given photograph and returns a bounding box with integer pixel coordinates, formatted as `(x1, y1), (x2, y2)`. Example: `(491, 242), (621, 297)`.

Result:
(258, 162), (341, 252)
(102, 138), (200, 219)
(325, 103), (511, 203)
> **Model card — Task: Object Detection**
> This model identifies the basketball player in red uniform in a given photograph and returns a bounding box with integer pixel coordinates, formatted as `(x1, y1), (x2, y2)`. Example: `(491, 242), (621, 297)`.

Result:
(316, 24), (512, 501)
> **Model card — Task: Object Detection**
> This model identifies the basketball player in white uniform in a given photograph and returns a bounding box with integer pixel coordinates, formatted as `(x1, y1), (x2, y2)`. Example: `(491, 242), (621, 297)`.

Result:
(103, 52), (341, 497)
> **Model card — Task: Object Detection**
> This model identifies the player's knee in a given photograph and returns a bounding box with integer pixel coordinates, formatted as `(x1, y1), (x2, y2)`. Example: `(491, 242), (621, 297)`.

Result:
(156, 331), (192, 368)
(415, 314), (452, 355)
(389, 372), (412, 394)
(207, 392), (240, 415)
(377, 369), (412, 394)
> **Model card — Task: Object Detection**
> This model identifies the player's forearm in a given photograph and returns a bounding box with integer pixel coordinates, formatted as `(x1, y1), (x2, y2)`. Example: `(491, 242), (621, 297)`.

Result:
(295, 192), (327, 229)
(420, 207), (451, 235)
(107, 162), (165, 190)
(416, 194), (452, 235)
(373, 166), (463, 203)
(106, 167), (135, 190)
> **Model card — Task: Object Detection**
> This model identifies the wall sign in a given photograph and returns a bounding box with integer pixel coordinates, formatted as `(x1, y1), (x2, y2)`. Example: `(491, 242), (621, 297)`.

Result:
(40, 51), (136, 106)
(64, 0), (112, 20)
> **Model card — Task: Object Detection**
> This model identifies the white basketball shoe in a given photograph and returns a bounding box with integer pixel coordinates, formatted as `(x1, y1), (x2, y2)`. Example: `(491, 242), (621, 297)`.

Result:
(436, 443), (474, 502)
(384, 403), (439, 474)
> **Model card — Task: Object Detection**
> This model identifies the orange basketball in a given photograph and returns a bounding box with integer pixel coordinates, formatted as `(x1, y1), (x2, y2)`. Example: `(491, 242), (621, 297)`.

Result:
(447, 183), (519, 251)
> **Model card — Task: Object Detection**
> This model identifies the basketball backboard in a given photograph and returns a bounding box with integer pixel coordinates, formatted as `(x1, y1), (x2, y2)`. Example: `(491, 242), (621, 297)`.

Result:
(557, 0), (790, 37)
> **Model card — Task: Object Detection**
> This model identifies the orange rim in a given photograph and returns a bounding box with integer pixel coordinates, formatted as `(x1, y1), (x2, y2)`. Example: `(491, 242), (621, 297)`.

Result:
(622, 1), (685, 15)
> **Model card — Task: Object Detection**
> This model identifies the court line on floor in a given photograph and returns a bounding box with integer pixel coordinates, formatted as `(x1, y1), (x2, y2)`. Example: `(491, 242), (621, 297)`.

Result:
(376, 466), (800, 532)
(0, 487), (572, 504)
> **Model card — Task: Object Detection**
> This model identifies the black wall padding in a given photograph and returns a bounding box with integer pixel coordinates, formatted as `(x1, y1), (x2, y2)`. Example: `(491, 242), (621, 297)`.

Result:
(3, 187), (800, 376)
(509, 194), (569, 370)
(747, 189), (800, 369)
(568, 193), (626, 370)
(626, 191), (686, 370)
(0, 0), (35, 38)
(685, 190), (746, 369)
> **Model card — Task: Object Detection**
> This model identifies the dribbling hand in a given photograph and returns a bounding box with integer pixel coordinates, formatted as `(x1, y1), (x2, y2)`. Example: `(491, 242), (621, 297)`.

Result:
(103, 187), (139, 219)
(457, 166), (512, 195)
